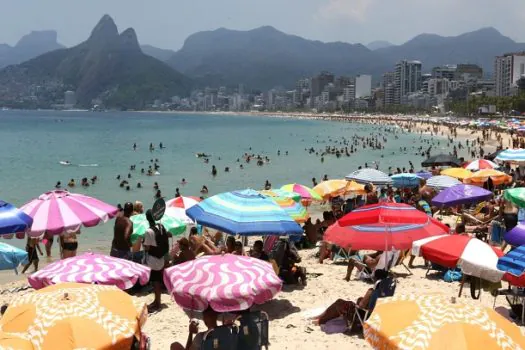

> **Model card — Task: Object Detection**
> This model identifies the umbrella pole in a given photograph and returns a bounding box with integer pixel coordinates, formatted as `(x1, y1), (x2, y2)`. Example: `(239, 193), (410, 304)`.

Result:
(458, 274), (466, 297)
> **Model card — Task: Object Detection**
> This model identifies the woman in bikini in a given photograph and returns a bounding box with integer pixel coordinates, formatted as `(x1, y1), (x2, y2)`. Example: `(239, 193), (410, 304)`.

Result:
(60, 231), (78, 259)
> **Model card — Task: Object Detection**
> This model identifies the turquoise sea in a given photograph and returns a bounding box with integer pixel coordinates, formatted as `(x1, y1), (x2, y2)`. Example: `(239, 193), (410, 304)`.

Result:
(0, 110), (454, 254)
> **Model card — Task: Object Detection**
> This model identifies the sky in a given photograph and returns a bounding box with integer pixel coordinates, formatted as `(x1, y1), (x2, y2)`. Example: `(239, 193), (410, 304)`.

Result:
(1, 0), (525, 50)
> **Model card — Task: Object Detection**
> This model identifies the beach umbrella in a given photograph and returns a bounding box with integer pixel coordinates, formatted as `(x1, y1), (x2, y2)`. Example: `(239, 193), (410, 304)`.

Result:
(495, 148), (525, 163)
(345, 168), (392, 186)
(339, 203), (431, 226)
(313, 179), (351, 198)
(412, 235), (504, 282)
(504, 187), (525, 208)
(431, 184), (493, 207)
(164, 254), (282, 312)
(280, 184), (322, 201)
(464, 159), (499, 170)
(415, 171), (433, 180)
(390, 173), (422, 188)
(0, 200), (33, 235)
(263, 196), (309, 223)
(0, 242), (28, 272)
(325, 217), (449, 250)
(503, 222), (525, 246)
(0, 282), (147, 350)
(497, 246), (525, 287)
(440, 167), (472, 180)
(485, 149), (504, 161)
(464, 169), (513, 186)
(186, 189), (303, 236)
(421, 154), (461, 167)
(28, 252), (151, 290)
(426, 175), (461, 190)
(20, 190), (118, 237)
(364, 294), (525, 350)
(130, 208), (186, 244)
(166, 196), (201, 209)
(259, 189), (301, 202)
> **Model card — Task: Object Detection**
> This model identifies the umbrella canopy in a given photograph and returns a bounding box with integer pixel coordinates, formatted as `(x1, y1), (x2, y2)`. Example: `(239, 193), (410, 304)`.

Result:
(504, 187), (525, 208)
(130, 208), (186, 244)
(426, 175), (461, 190)
(412, 235), (504, 282)
(0, 282), (147, 350)
(263, 196), (309, 223)
(421, 154), (461, 167)
(0, 242), (28, 272)
(259, 189), (301, 202)
(164, 254), (282, 312)
(495, 148), (525, 163)
(0, 200), (33, 235)
(20, 190), (118, 236)
(345, 168), (392, 186)
(325, 217), (449, 250)
(464, 159), (499, 170)
(440, 167), (472, 180)
(504, 222), (525, 246)
(186, 189), (303, 236)
(28, 252), (151, 290)
(415, 171), (433, 180)
(464, 169), (513, 186)
(431, 184), (493, 207)
(390, 173), (422, 188)
(280, 184), (322, 201)
(497, 246), (525, 287)
(364, 294), (525, 350)
(339, 203), (431, 226)
(166, 196), (201, 209)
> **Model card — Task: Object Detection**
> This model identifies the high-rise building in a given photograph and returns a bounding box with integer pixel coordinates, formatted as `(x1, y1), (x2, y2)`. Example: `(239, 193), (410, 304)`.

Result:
(310, 71), (334, 98)
(432, 65), (457, 80)
(355, 75), (372, 98)
(383, 72), (395, 107)
(494, 52), (525, 96)
(456, 64), (483, 81)
(343, 85), (356, 102)
(394, 60), (422, 104)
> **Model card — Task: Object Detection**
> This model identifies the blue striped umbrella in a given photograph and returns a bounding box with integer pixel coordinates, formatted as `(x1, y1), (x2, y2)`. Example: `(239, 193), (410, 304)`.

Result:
(426, 175), (461, 190)
(186, 189), (303, 236)
(0, 242), (28, 272)
(390, 173), (422, 188)
(345, 168), (392, 186)
(497, 246), (525, 277)
(0, 200), (33, 235)
(495, 149), (525, 163)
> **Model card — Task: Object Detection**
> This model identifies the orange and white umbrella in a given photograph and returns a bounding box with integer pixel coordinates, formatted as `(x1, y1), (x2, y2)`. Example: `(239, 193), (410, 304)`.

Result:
(364, 294), (525, 349)
(464, 169), (512, 186)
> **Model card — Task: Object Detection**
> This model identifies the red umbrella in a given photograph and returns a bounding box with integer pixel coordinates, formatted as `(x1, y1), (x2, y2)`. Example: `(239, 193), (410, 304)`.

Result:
(325, 218), (449, 251)
(338, 203), (430, 227)
(166, 196), (201, 209)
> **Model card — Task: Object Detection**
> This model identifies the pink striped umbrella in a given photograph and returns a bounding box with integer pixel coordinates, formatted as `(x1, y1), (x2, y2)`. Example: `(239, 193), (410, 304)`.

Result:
(28, 252), (151, 290)
(21, 190), (118, 236)
(166, 196), (201, 209)
(164, 254), (282, 312)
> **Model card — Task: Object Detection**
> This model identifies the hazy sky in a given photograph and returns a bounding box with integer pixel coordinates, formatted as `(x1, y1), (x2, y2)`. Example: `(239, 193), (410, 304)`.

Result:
(2, 0), (525, 49)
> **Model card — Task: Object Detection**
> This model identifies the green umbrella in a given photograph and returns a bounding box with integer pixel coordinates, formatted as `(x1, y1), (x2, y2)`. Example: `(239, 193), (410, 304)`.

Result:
(504, 188), (525, 208)
(130, 208), (186, 244)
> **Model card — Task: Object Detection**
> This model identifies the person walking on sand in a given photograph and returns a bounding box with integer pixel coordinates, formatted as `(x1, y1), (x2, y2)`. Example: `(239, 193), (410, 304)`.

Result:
(22, 237), (43, 273)
(110, 202), (133, 260)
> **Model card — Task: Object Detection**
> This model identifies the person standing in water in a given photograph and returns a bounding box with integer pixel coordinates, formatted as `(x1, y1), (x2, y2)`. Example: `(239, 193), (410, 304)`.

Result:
(110, 202), (133, 259)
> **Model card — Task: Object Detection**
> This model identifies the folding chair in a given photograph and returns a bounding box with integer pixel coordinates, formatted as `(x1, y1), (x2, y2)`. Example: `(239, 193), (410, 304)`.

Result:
(332, 246), (351, 263)
(392, 250), (413, 276)
(354, 250), (400, 281)
(201, 325), (239, 350)
(236, 310), (270, 350)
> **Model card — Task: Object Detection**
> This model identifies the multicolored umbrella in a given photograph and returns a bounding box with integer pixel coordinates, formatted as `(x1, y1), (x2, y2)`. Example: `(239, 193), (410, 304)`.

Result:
(0, 242), (28, 272)
(28, 252), (151, 290)
(186, 189), (303, 236)
(421, 154), (461, 167)
(464, 169), (512, 186)
(390, 173), (422, 188)
(504, 222), (525, 246)
(431, 184), (493, 207)
(130, 208), (186, 244)
(364, 294), (525, 350)
(440, 167), (472, 180)
(166, 196), (201, 209)
(426, 175), (461, 190)
(280, 184), (322, 201)
(495, 148), (525, 163)
(262, 195), (309, 223)
(345, 168), (392, 186)
(504, 187), (525, 208)
(259, 189), (301, 202)
(0, 283), (147, 350)
(412, 235), (504, 282)
(20, 190), (118, 236)
(164, 254), (282, 312)
(0, 200), (33, 235)
(464, 159), (499, 170)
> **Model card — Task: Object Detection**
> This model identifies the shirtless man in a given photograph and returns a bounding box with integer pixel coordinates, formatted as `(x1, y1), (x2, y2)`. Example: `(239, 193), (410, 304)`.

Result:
(110, 202), (133, 259)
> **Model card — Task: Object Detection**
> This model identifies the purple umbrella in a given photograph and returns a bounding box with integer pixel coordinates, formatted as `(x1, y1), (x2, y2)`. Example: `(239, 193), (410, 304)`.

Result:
(504, 223), (525, 246)
(416, 171), (433, 180)
(431, 184), (493, 207)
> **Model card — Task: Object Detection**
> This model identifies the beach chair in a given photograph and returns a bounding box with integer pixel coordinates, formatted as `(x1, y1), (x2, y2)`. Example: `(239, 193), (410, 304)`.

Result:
(354, 250), (400, 281)
(392, 250), (413, 276)
(201, 325), (239, 350)
(236, 310), (270, 350)
(332, 246), (351, 263)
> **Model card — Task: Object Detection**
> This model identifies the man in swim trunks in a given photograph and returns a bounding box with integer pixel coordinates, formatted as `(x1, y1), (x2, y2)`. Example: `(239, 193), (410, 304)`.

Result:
(110, 202), (133, 259)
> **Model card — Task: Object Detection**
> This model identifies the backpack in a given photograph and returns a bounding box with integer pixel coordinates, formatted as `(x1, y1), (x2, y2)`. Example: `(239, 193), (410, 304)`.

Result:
(148, 224), (169, 259)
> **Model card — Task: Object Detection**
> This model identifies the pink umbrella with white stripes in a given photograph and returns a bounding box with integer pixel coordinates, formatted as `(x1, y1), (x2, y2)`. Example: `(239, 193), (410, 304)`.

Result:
(21, 190), (118, 237)
(164, 254), (282, 312)
(28, 252), (150, 290)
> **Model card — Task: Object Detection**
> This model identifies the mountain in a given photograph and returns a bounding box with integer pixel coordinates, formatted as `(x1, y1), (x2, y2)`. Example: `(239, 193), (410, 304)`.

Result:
(376, 27), (525, 74)
(367, 40), (393, 50)
(140, 44), (176, 62)
(0, 30), (64, 68)
(0, 15), (192, 109)
(167, 26), (390, 89)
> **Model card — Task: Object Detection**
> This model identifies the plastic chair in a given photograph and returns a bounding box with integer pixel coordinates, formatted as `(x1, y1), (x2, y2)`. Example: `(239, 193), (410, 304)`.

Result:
(236, 310), (270, 350)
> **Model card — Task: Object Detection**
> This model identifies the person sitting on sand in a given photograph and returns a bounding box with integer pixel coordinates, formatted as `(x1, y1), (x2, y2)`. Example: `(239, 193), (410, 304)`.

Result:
(22, 237), (43, 274)
(171, 238), (196, 265)
(223, 236), (235, 254)
(171, 306), (219, 350)
(250, 240), (269, 261)
(233, 241), (245, 256)
(344, 251), (383, 281)
(60, 230), (78, 259)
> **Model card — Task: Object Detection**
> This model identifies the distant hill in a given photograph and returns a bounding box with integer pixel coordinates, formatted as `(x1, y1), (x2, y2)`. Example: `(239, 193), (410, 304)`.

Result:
(0, 30), (64, 69)
(0, 15), (192, 109)
(140, 44), (176, 62)
(366, 40), (393, 50)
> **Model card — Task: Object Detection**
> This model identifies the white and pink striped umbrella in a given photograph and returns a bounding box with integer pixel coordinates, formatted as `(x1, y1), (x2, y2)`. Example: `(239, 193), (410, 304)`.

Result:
(28, 252), (151, 290)
(21, 190), (118, 236)
(464, 159), (499, 170)
(166, 196), (201, 209)
(164, 254), (282, 312)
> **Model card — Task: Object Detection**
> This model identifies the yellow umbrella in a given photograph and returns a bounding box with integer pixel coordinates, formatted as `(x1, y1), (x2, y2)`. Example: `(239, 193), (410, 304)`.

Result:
(313, 180), (367, 199)
(440, 167), (472, 180)
(464, 169), (513, 186)
(364, 294), (525, 350)
(345, 181), (368, 195)
(0, 282), (147, 350)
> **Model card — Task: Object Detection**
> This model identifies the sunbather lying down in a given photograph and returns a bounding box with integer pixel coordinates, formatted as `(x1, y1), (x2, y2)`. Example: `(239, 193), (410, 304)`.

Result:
(313, 269), (389, 325)
(344, 251), (382, 281)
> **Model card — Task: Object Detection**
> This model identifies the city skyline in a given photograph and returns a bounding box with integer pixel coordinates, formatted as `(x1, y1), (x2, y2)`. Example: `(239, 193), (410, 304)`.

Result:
(1, 0), (525, 50)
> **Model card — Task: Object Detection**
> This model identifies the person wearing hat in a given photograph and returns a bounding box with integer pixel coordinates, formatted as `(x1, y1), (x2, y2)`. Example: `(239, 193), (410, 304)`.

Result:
(110, 202), (133, 259)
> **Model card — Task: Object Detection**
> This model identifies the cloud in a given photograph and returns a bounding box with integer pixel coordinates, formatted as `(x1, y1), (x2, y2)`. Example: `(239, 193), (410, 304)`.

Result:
(317, 0), (373, 21)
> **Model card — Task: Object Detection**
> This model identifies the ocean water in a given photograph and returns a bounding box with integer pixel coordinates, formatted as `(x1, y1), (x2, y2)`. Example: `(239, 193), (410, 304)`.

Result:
(0, 110), (450, 252)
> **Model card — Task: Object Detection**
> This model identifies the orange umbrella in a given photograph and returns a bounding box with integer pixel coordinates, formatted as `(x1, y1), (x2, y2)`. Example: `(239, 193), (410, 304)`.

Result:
(313, 180), (367, 199)
(440, 168), (472, 180)
(464, 169), (512, 186)
(364, 294), (525, 349)
(0, 282), (147, 350)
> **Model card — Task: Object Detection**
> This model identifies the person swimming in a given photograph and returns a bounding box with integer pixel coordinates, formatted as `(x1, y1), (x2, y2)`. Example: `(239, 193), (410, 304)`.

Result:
(224, 167), (229, 172)
(201, 185), (209, 194)
(68, 179), (75, 187)
(154, 182), (159, 191)
(175, 188), (181, 197)
(181, 178), (187, 185)
(155, 190), (162, 199)
(55, 181), (61, 189)
(137, 182), (142, 188)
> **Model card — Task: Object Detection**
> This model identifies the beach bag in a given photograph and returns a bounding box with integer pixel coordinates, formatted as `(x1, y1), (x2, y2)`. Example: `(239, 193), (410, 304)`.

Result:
(444, 269), (462, 283)
(148, 224), (169, 259)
